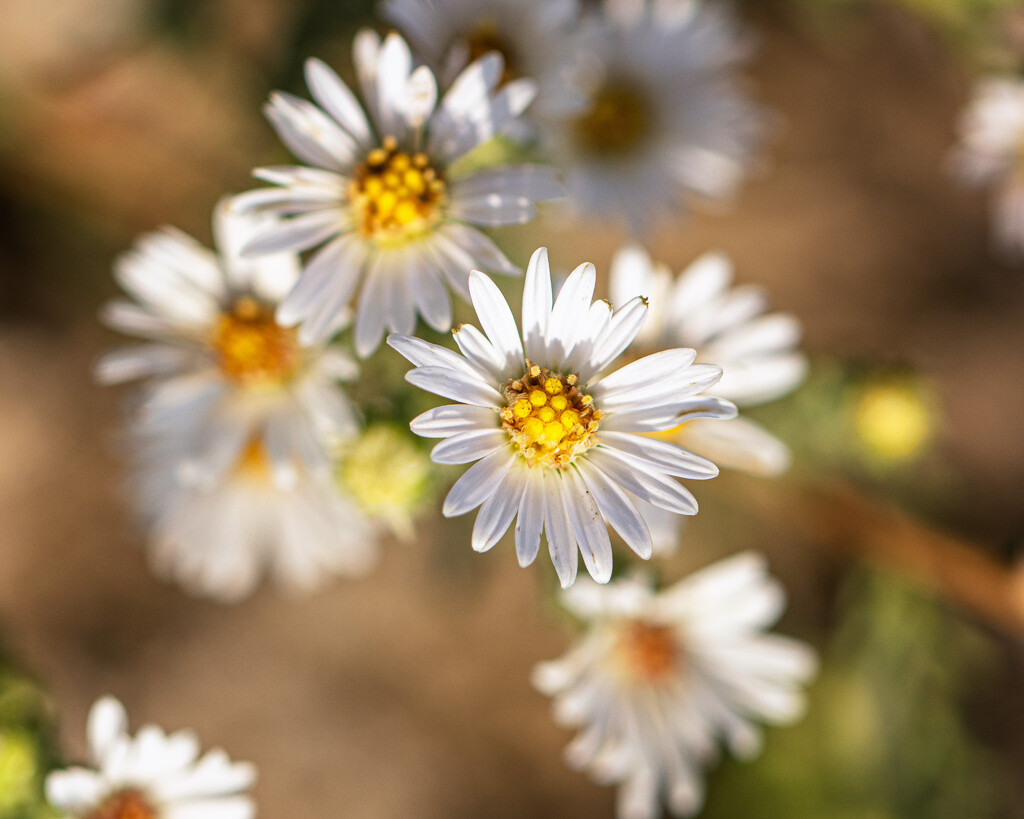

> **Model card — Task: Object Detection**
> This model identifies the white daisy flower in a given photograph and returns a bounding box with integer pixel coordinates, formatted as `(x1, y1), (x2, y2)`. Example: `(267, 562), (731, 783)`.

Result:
(541, 0), (761, 232)
(611, 244), (806, 479)
(388, 247), (736, 588)
(533, 552), (817, 819)
(96, 201), (360, 491)
(380, 0), (594, 120)
(136, 437), (379, 602)
(46, 695), (256, 819)
(232, 31), (562, 356)
(950, 75), (1024, 257)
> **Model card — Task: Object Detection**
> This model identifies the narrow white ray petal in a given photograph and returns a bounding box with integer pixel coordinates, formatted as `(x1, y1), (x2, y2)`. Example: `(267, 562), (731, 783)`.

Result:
(564, 468), (613, 583)
(589, 348), (697, 391)
(405, 366), (504, 407)
(577, 460), (653, 559)
(304, 57), (373, 144)
(703, 313), (802, 362)
(410, 404), (498, 438)
(714, 353), (808, 406)
(565, 299), (613, 374)
(521, 247), (553, 363)
(405, 64), (438, 127)
(603, 396), (737, 433)
(449, 193), (538, 227)
(375, 32), (414, 138)
(583, 296), (649, 380)
(242, 210), (342, 256)
(264, 92), (357, 170)
(431, 429), (508, 464)
(472, 463), (527, 552)
(600, 431), (719, 480)
(387, 333), (482, 378)
(587, 447), (699, 515)
(443, 447), (515, 516)
(407, 257), (452, 331)
(95, 344), (191, 384)
(452, 323), (507, 381)
(468, 270), (524, 372)
(451, 166), (563, 202)
(515, 468), (545, 567)
(544, 473), (579, 588)
(439, 223), (521, 276)
(230, 185), (341, 214)
(547, 262), (595, 366)
(595, 364), (725, 412)
(676, 416), (790, 476)
(277, 233), (367, 329)
(354, 256), (391, 357)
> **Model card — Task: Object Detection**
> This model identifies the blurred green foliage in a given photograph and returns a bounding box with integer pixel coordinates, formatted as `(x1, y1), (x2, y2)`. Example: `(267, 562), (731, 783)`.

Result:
(0, 644), (60, 819)
(704, 570), (1001, 818)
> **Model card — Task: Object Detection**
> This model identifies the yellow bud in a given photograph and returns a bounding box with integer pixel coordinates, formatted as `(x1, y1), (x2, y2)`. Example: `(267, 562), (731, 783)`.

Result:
(550, 394), (568, 412)
(394, 201), (419, 225)
(391, 153), (411, 171)
(376, 191), (398, 217)
(537, 406), (556, 423)
(544, 377), (564, 395)
(561, 410), (581, 429)
(513, 398), (533, 418)
(529, 389), (547, 407)
(543, 421), (566, 443)
(404, 170), (426, 194)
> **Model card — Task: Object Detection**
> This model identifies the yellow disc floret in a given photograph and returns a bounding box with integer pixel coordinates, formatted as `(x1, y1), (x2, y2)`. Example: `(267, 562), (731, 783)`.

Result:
(348, 136), (445, 244)
(500, 361), (603, 468)
(211, 296), (301, 386)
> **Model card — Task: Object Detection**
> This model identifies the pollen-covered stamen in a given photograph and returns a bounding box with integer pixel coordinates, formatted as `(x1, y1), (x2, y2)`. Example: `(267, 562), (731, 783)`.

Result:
(348, 136), (445, 242)
(500, 362), (603, 468)
(211, 296), (301, 386)
(85, 788), (157, 819)
(573, 82), (652, 157)
(613, 621), (680, 684)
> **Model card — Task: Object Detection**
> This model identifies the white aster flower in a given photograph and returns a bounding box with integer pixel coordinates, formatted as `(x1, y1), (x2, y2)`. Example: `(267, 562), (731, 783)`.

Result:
(611, 244), (805, 479)
(533, 552), (817, 819)
(136, 436), (379, 602)
(540, 0), (761, 232)
(380, 0), (594, 120)
(96, 201), (360, 491)
(388, 247), (736, 588)
(950, 75), (1024, 257)
(232, 31), (562, 356)
(46, 696), (256, 819)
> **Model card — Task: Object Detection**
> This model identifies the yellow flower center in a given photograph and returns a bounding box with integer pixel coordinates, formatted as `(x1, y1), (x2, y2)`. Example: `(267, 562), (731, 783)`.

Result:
(499, 362), (603, 468)
(338, 426), (430, 516)
(463, 20), (519, 85)
(573, 82), (652, 157)
(211, 297), (301, 386)
(614, 621), (679, 684)
(84, 789), (157, 819)
(348, 136), (445, 244)
(853, 382), (933, 462)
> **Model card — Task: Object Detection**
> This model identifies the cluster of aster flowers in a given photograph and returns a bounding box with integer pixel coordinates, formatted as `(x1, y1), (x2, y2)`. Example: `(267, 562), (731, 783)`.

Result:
(50, 2), (821, 818)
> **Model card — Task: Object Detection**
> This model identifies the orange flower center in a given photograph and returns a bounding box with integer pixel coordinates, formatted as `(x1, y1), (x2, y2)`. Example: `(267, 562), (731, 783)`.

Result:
(84, 789), (157, 819)
(615, 621), (679, 683)
(500, 362), (603, 468)
(211, 297), (301, 386)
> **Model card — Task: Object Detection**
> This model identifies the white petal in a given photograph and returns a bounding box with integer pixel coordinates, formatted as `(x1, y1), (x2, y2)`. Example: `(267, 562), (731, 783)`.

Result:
(583, 296), (649, 380)
(547, 262), (596, 367)
(405, 365), (504, 407)
(304, 57), (372, 144)
(543, 473), (578, 588)
(599, 431), (719, 479)
(472, 464), (527, 552)
(431, 429), (508, 464)
(410, 404), (498, 438)
(564, 468), (613, 583)
(443, 447), (515, 516)
(468, 270), (524, 373)
(521, 247), (552, 363)
(452, 323), (506, 380)
(577, 461), (653, 559)
(515, 469), (545, 567)
(587, 447), (699, 515)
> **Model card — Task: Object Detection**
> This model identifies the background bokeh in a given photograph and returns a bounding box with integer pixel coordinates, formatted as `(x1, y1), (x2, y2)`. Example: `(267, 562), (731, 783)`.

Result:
(2, 0), (1024, 816)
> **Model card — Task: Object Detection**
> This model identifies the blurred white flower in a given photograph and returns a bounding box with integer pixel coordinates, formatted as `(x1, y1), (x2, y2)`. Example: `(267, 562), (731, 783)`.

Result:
(389, 247), (735, 588)
(46, 696), (256, 819)
(232, 32), (562, 356)
(381, 0), (594, 120)
(96, 201), (360, 492)
(950, 76), (1024, 258)
(533, 553), (817, 819)
(137, 438), (379, 602)
(610, 245), (806, 552)
(540, 0), (762, 232)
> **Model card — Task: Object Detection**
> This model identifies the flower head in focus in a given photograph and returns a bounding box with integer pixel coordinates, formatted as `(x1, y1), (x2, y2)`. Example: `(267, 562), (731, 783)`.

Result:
(951, 76), (1024, 258)
(96, 201), (360, 492)
(335, 424), (432, 540)
(45, 696), (256, 819)
(389, 247), (735, 588)
(381, 0), (595, 121)
(540, 0), (762, 233)
(533, 553), (817, 819)
(232, 31), (562, 356)
(135, 437), (379, 602)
